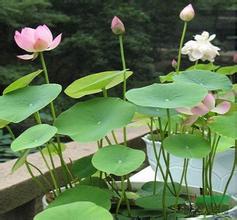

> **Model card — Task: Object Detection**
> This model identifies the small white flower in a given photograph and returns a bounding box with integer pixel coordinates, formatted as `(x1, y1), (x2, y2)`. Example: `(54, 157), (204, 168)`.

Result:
(181, 31), (220, 62)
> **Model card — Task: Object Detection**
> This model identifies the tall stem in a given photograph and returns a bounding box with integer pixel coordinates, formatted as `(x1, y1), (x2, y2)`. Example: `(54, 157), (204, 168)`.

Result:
(102, 87), (118, 144)
(39, 52), (73, 186)
(39, 149), (60, 196)
(119, 35), (127, 146)
(39, 52), (56, 120)
(119, 35), (127, 99)
(176, 22), (188, 74)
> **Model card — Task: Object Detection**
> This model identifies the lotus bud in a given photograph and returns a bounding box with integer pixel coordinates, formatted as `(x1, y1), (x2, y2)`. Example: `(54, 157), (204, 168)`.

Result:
(111, 16), (125, 35)
(179, 4), (195, 22)
(171, 59), (177, 69)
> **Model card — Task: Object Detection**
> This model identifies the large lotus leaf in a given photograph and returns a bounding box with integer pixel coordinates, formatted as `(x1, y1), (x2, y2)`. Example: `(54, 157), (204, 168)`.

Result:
(135, 194), (185, 210)
(34, 201), (113, 220)
(92, 145), (145, 176)
(48, 185), (112, 210)
(208, 112), (237, 139)
(54, 97), (135, 142)
(173, 70), (232, 91)
(163, 134), (211, 159)
(0, 119), (9, 128)
(65, 70), (132, 98)
(3, 69), (42, 94)
(125, 83), (207, 109)
(11, 124), (57, 152)
(0, 84), (62, 123)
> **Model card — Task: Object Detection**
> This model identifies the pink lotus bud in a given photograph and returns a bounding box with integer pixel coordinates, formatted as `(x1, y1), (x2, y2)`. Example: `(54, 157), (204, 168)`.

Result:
(111, 16), (125, 35)
(171, 59), (177, 68)
(179, 4), (195, 22)
(14, 24), (62, 60)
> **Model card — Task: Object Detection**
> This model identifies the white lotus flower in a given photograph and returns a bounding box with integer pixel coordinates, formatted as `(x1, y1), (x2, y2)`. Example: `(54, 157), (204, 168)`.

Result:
(181, 31), (220, 62)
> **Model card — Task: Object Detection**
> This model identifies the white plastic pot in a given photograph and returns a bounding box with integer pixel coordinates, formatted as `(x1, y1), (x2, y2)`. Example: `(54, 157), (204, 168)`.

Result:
(143, 134), (237, 196)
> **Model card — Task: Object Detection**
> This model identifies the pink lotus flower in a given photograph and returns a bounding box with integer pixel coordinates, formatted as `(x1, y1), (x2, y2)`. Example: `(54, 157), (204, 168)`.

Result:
(14, 24), (62, 60)
(179, 4), (195, 22)
(111, 16), (125, 35)
(176, 93), (231, 125)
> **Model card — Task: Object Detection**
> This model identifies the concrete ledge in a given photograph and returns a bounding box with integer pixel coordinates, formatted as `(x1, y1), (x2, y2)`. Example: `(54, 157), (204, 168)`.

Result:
(0, 127), (148, 218)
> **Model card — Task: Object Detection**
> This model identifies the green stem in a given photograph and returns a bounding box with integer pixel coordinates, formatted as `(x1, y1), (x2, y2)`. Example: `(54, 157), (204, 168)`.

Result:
(194, 60), (199, 68)
(105, 136), (112, 145)
(27, 161), (53, 189)
(39, 149), (60, 196)
(25, 161), (48, 195)
(219, 140), (237, 209)
(175, 159), (187, 210)
(102, 87), (118, 145)
(116, 176), (131, 217)
(119, 35), (127, 146)
(176, 22), (188, 74)
(6, 125), (15, 140)
(184, 159), (191, 208)
(39, 52), (73, 186)
(156, 118), (177, 194)
(119, 35), (127, 99)
(149, 119), (174, 196)
(202, 158), (209, 213)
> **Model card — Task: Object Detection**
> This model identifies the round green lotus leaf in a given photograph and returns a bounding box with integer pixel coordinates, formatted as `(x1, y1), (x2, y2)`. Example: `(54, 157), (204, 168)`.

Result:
(125, 83), (207, 109)
(54, 97), (135, 142)
(48, 185), (112, 210)
(3, 69), (42, 95)
(11, 124), (57, 152)
(34, 201), (113, 220)
(65, 70), (133, 98)
(163, 134), (211, 159)
(173, 70), (232, 91)
(135, 194), (185, 210)
(0, 84), (62, 123)
(208, 112), (237, 139)
(92, 145), (145, 176)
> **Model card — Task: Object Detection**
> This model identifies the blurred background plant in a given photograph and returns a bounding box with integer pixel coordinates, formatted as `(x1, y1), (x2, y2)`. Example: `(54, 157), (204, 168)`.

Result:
(0, 0), (236, 162)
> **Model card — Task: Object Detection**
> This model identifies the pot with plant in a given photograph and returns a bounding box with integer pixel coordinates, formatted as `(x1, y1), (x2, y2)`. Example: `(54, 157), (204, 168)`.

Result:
(142, 5), (237, 197)
(0, 3), (236, 220)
